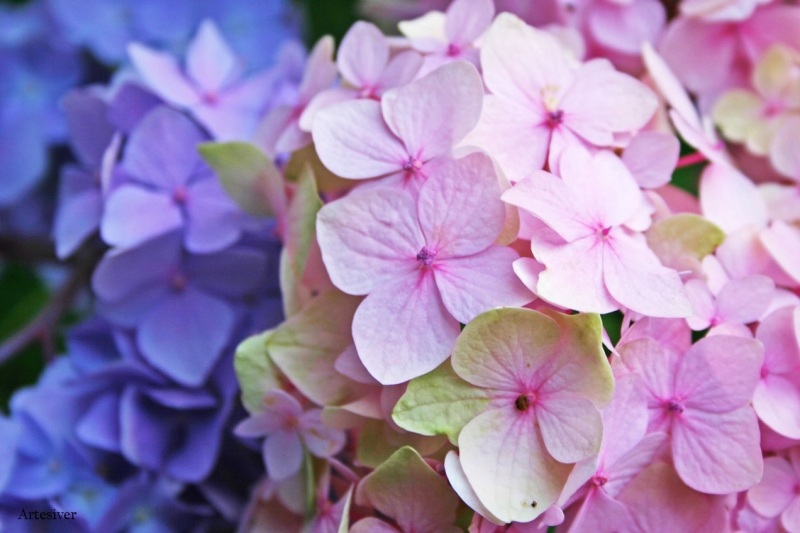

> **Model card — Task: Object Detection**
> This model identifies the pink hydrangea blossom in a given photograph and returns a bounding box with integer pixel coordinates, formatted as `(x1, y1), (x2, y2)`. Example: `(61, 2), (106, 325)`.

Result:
(747, 447), (800, 533)
(465, 13), (657, 181)
(316, 152), (531, 384)
(616, 334), (764, 494)
(234, 390), (345, 481)
(312, 60), (484, 193)
(503, 147), (692, 317)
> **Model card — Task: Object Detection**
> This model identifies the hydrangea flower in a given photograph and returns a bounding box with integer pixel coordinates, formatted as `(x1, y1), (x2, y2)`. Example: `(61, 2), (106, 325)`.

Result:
(312, 60), (483, 192)
(234, 390), (345, 481)
(747, 447), (800, 533)
(465, 13), (657, 181)
(316, 152), (531, 384)
(395, 308), (613, 523)
(616, 334), (764, 493)
(92, 230), (268, 386)
(129, 20), (281, 141)
(503, 147), (692, 317)
(101, 106), (250, 253)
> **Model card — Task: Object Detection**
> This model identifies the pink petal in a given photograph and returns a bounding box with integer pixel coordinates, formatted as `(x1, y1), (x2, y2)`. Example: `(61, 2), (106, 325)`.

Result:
(617, 338), (678, 412)
(587, 0), (665, 56)
(559, 148), (644, 230)
(298, 410), (345, 457)
(622, 131), (680, 189)
(677, 335), (763, 413)
(758, 306), (800, 375)
(561, 60), (657, 145)
(604, 230), (692, 318)
(265, 429), (304, 481)
(747, 456), (797, 518)
(641, 42), (701, 131)
(234, 413), (284, 438)
(101, 186), (183, 249)
(298, 88), (357, 132)
(445, 0), (495, 47)
(299, 36), (338, 105)
(754, 376), (800, 439)
(501, 169), (592, 243)
(783, 497), (800, 533)
(604, 432), (668, 498)
(186, 20), (241, 94)
(567, 488), (631, 533)
(127, 43), (199, 107)
(184, 179), (243, 253)
(334, 345), (379, 385)
(672, 406), (762, 494)
(535, 234), (618, 314)
(512, 257), (545, 295)
(600, 374), (650, 468)
(353, 271), (460, 385)
(435, 246), (531, 324)
(380, 60), (483, 161)
(376, 50), (423, 91)
(459, 405), (572, 523)
(464, 96), (550, 183)
(684, 279), (715, 331)
(761, 221), (800, 284)
(699, 163), (769, 234)
(716, 275), (775, 324)
(618, 462), (729, 533)
(316, 188), (424, 295)
(337, 21), (389, 88)
(418, 152), (506, 257)
(537, 396), (604, 463)
(480, 13), (574, 107)
(350, 518), (400, 533)
(312, 99), (408, 179)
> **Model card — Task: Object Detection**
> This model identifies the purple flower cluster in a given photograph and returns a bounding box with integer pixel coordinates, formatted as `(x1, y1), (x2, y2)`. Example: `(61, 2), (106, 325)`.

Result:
(0, 3), (302, 531)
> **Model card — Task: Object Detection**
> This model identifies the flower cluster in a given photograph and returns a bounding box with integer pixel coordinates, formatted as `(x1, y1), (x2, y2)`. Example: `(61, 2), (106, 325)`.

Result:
(2, 0), (800, 532)
(223, 1), (800, 532)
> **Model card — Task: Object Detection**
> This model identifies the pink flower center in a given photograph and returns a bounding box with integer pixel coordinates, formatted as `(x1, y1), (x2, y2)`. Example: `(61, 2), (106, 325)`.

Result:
(402, 156), (424, 172)
(170, 272), (188, 292)
(416, 246), (437, 267)
(447, 43), (461, 57)
(665, 399), (685, 414)
(547, 109), (564, 127)
(591, 474), (608, 487)
(203, 91), (220, 105)
(358, 86), (379, 100)
(173, 186), (189, 204)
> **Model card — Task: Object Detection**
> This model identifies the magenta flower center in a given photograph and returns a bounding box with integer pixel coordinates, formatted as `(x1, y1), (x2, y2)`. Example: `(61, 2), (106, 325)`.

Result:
(416, 246), (437, 267)
(547, 109), (564, 127)
(447, 43), (461, 57)
(665, 399), (685, 414)
(173, 186), (189, 204)
(203, 90), (220, 105)
(402, 156), (424, 172)
(591, 474), (608, 487)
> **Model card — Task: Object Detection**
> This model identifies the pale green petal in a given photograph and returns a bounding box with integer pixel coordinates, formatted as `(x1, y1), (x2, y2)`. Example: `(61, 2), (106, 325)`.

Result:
(392, 359), (491, 445)
(234, 330), (282, 414)
(645, 214), (725, 278)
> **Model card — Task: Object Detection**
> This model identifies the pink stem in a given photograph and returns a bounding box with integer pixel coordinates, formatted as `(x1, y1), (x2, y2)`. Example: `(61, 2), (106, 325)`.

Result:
(675, 151), (707, 169)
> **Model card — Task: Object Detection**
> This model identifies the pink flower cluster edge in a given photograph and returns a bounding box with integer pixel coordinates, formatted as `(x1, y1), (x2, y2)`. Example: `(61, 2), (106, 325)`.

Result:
(199, 1), (800, 532)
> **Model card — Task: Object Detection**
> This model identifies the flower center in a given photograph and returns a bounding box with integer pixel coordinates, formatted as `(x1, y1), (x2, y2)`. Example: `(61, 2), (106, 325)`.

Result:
(402, 156), (423, 172)
(591, 474), (608, 487)
(416, 246), (437, 267)
(665, 399), (685, 414)
(547, 109), (564, 126)
(170, 272), (188, 292)
(173, 186), (189, 204)
(203, 90), (220, 105)
(447, 43), (461, 57)
(515, 394), (534, 411)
